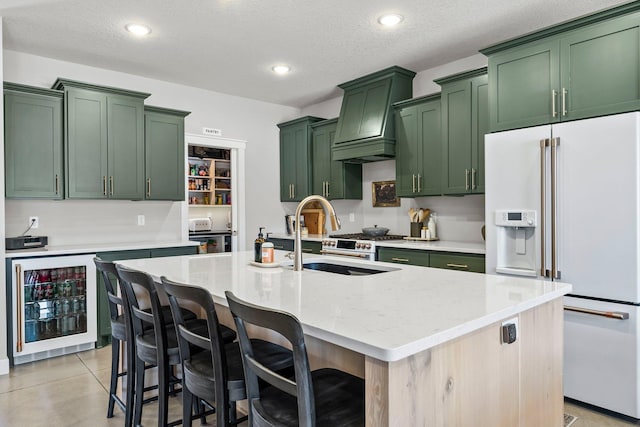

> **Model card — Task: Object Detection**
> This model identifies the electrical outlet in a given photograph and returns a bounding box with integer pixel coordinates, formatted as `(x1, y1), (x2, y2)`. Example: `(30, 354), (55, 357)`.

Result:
(137, 215), (145, 226)
(202, 127), (222, 136)
(29, 216), (39, 229)
(349, 213), (355, 222)
(501, 317), (519, 344)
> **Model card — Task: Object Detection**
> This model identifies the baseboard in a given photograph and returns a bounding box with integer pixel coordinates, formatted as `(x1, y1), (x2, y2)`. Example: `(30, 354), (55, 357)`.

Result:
(0, 357), (9, 375)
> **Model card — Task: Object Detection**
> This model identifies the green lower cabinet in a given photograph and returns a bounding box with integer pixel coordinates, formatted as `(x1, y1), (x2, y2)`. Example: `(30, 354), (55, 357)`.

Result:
(311, 118), (362, 200)
(429, 253), (485, 273)
(394, 94), (442, 197)
(4, 83), (64, 199)
(95, 245), (197, 347)
(268, 238), (294, 251)
(377, 247), (430, 267)
(144, 106), (190, 201)
(301, 241), (322, 255)
(437, 69), (487, 195)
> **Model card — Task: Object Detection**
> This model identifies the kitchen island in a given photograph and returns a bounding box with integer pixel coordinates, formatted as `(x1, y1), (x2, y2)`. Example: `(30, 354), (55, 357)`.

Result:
(117, 251), (571, 426)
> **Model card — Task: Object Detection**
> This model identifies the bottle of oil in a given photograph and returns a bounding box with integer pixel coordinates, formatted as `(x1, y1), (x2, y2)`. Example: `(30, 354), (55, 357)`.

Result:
(254, 227), (265, 262)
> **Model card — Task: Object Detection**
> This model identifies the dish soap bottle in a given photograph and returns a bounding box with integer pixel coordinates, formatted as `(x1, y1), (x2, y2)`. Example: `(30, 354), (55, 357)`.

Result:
(254, 227), (265, 262)
(428, 213), (437, 239)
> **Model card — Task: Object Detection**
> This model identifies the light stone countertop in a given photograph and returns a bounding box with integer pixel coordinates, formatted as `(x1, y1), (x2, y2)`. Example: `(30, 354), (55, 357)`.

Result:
(267, 233), (485, 254)
(4, 240), (199, 259)
(116, 250), (570, 362)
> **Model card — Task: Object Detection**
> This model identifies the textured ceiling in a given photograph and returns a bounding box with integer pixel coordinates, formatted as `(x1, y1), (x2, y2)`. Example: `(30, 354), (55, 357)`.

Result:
(0, 0), (631, 108)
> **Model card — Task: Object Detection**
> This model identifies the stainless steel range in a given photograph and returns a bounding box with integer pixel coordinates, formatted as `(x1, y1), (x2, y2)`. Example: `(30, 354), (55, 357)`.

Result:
(321, 233), (405, 260)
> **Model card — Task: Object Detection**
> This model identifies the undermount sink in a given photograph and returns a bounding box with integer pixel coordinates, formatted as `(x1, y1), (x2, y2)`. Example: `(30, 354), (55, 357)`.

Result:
(283, 259), (398, 276)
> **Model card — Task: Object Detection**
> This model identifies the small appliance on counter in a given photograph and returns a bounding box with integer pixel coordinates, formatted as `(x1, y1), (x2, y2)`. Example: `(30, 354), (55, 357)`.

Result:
(188, 217), (212, 232)
(6, 235), (48, 250)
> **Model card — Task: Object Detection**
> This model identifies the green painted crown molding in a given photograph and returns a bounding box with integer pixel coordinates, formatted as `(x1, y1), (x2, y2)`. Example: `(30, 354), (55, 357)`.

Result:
(480, 1), (640, 55)
(277, 116), (325, 128)
(144, 105), (191, 117)
(4, 81), (64, 98)
(434, 67), (488, 86)
(337, 65), (416, 90)
(393, 93), (441, 109)
(52, 78), (151, 99)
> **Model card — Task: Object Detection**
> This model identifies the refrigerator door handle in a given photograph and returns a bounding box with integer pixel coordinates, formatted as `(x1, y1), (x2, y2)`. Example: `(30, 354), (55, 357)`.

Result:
(540, 139), (550, 278)
(564, 305), (629, 320)
(551, 137), (561, 280)
(16, 264), (23, 353)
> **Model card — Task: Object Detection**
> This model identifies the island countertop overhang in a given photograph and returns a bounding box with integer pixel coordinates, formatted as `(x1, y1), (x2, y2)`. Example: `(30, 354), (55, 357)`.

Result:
(115, 251), (571, 362)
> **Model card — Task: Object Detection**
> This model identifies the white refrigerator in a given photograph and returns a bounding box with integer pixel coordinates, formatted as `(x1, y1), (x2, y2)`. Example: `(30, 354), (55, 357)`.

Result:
(485, 112), (640, 418)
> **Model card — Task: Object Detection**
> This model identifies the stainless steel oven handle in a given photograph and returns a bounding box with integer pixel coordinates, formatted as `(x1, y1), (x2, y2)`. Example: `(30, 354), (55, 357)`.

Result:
(564, 305), (629, 320)
(320, 250), (370, 259)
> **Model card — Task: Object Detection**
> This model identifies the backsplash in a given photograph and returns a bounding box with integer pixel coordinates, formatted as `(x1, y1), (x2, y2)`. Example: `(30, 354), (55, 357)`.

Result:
(281, 159), (485, 243)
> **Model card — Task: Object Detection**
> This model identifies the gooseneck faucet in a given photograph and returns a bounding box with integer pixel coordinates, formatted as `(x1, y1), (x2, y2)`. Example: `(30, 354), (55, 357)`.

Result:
(294, 195), (341, 271)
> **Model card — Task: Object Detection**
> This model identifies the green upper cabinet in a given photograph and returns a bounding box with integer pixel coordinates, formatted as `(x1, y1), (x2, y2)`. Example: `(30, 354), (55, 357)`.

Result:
(332, 66), (416, 162)
(311, 118), (362, 200)
(278, 116), (324, 202)
(53, 78), (150, 200)
(144, 106), (190, 201)
(482, 5), (640, 132)
(394, 94), (442, 197)
(436, 69), (488, 195)
(4, 83), (64, 199)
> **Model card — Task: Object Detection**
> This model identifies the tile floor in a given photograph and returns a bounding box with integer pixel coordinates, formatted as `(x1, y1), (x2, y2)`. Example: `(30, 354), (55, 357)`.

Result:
(0, 346), (636, 426)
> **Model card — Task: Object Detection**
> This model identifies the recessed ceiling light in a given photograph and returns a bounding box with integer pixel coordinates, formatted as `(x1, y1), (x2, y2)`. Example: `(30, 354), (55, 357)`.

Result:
(272, 65), (291, 75)
(125, 23), (152, 36)
(378, 14), (403, 27)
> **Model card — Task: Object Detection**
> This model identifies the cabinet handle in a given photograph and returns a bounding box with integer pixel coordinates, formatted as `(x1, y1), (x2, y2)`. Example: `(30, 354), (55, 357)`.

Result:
(417, 174), (421, 193)
(471, 168), (476, 190)
(465, 169), (470, 191)
(412, 174), (416, 193)
(552, 89), (558, 118)
(302, 248), (313, 253)
(55, 174), (60, 195)
(289, 184), (293, 199)
(564, 305), (629, 320)
(391, 257), (410, 263)
(291, 184), (295, 199)
(446, 263), (469, 269)
(326, 181), (330, 198)
(562, 88), (568, 117)
(103, 176), (107, 196)
(109, 176), (114, 196)
(147, 178), (151, 197)
(16, 264), (23, 353)
(273, 245), (285, 250)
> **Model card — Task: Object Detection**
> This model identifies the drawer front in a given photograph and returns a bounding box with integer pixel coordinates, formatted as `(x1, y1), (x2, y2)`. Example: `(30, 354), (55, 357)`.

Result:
(301, 241), (322, 254)
(377, 247), (429, 267)
(268, 238), (294, 251)
(430, 253), (485, 273)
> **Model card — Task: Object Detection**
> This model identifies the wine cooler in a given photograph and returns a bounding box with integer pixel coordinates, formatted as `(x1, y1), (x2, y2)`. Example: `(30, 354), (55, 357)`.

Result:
(10, 254), (97, 365)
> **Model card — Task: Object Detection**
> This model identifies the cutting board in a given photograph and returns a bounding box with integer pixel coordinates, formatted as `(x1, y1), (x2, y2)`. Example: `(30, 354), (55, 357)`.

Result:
(301, 209), (325, 234)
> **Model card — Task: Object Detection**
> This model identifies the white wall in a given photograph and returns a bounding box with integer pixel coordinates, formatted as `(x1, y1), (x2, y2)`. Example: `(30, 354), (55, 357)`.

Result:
(3, 50), (301, 247)
(297, 54), (488, 243)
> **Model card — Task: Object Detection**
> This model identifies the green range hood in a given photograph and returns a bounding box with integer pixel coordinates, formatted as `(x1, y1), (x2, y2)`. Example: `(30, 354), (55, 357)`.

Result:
(332, 66), (416, 163)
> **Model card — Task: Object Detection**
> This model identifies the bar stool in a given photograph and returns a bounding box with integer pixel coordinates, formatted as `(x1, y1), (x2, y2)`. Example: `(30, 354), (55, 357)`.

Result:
(161, 276), (295, 427)
(94, 257), (133, 425)
(225, 291), (365, 427)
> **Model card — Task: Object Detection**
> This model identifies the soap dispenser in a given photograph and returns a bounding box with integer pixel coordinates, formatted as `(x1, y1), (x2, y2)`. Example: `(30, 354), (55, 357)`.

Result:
(254, 227), (266, 262)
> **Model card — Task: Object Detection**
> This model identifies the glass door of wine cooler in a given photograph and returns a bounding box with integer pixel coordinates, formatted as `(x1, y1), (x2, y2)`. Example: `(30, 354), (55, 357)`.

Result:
(11, 254), (97, 364)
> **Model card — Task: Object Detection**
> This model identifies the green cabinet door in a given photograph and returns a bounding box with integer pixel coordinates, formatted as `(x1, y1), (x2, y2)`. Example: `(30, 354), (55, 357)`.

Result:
(66, 88), (109, 198)
(312, 118), (362, 200)
(560, 14), (640, 120)
(438, 69), (487, 195)
(144, 106), (190, 201)
(394, 94), (442, 197)
(487, 40), (560, 132)
(471, 76), (489, 193)
(441, 79), (472, 194)
(4, 84), (64, 199)
(279, 116), (324, 202)
(107, 95), (145, 200)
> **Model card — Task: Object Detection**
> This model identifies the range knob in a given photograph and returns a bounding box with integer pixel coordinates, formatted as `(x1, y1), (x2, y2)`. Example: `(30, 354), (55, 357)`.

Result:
(365, 243), (372, 249)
